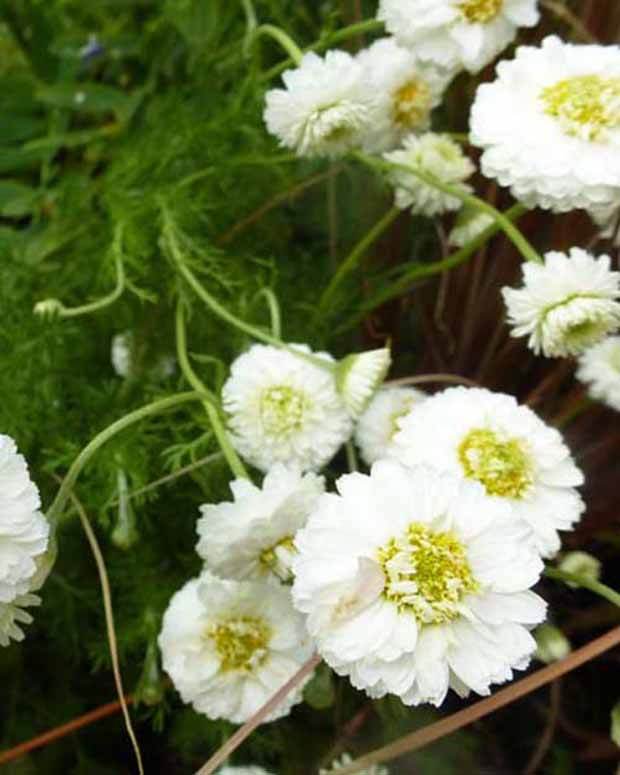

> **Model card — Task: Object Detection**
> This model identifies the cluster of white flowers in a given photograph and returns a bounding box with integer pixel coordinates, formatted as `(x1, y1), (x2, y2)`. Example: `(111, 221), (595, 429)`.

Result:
(577, 337), (620, 412)
(0, 434), (49, 647)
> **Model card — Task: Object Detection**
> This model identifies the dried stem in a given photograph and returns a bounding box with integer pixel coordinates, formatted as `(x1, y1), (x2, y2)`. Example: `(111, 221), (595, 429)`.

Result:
(385, 374), (479, 388)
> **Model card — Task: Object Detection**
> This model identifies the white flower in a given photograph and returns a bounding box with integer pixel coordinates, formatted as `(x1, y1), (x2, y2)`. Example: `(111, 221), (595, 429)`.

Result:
(216, 767), (276, 775)
(502, 249), (620, 358)
(321, 752), (389, 775)
(577, 336), (620, 411)
(336, 348), (392, 418)
(449, 208), (494, 247)
(356, 38), (454, 152)
(111, 332), (133, 378)
(293, 461), (546, 706)
(264, 51), (379, 159)
(384, 133), (475, 216)
(378, 0), (539, 74)
(390, 387), (585, 557)
(223, 344), (353, 473)
(0, 435), (49, 603)
(355, 387), (427, 466)
(197, 465), (324, 583)
(471, 36), (620, 212)
(0, 593), (40, 647)
(159, 571), (313, 724)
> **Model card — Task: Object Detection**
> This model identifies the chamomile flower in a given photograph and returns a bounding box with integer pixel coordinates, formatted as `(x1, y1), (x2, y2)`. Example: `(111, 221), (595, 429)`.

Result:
(336, 348), (392, 418)
(0, 435), (49, 604)
(378, 0), (539, 74)
(159, 572), (313, 724)
(471, 36), (620, 212)
(356, 38), (454, 152)
(0, 593), (40, 647)
(223, 344), (352, 473)
(355, 387), (427, 466)
(502, 249), (620, 358)
(321, 753), (389, 775)
(577, 336), (620, 412)
(264, 51), (378, 159)
(384, 133), (475, 216)
(293, 462), (546, 706)
(390, 387), (585, 557)
(449, 208), (494, 247)
(197, 465), (324, 583)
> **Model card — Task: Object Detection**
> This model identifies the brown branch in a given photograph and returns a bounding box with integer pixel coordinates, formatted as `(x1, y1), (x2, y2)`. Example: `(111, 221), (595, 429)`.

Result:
(385, 373), (479, 388)
(193, 654), (321, 775)
(0, 696), (134, 766)
(331, 626), (620, 775)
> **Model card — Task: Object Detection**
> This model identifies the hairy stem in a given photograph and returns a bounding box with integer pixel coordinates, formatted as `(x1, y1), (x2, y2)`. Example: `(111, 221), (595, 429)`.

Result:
(46, 392), (204, 526)
(175, 302), (249, 480)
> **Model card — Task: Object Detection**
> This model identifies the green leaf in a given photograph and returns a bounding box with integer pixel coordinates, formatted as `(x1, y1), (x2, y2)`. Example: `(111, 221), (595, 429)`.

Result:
(35, 82), (141, 123)
(0, 180), (39, 217)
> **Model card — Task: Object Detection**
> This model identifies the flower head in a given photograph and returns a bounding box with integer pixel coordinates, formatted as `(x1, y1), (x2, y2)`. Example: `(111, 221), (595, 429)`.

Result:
(502, 249), (620, 358)
(264, 51), (378, 159)
(356, 38), (454, 152)
(197, 465), (324, 583)
(390, 387), (585, 557)
(223, 344), (353, 473)
(0, 435), (49, 604)
(336, 348), (392, 418)
(378, 0), (539, 73)
(577, 336), (620, 412)
(471, 36), (620, 212)
(384, 133), (475, 216)
(159, 572), (313, 724)
(355, 387), (427, 466)
(0, 593), (41, 648)
(293, 461), (546, 706)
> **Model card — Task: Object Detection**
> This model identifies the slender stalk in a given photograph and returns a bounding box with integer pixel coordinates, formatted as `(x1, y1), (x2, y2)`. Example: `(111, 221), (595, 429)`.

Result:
(354, 153), (542, 264)
(69, 492), (144, 775)
(253, 288), (282, 339)
(175, 302), (249, 480)
(545, 567), (620, 609)
(46, 392), (204, 526)
(331, 626), (620, 775)
(250, 24), (303, 64)
(345, 440), (358, 472)
(34, 224), (126, 319)
(263, 19), (384, 80)
(194, 654), (321, 775)
(316, 207), (400, 319)
(385, 374), (479, 388)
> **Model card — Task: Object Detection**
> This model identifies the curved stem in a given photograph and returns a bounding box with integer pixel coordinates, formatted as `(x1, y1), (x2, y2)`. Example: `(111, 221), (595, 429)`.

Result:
(253, 288), (282, 339)
(263, 19), (384, 80)
(354, 152), (542, 264)
(251, 24), (303, 64)
(240, 0), (258, 52)
(175, 302), (249, 480)
(316, 207), (400, 319)
(545, 567), (620, 608)
(34, 224), (126, 319)
(46, 392), (204, 527)
(385, 374), (479, 388)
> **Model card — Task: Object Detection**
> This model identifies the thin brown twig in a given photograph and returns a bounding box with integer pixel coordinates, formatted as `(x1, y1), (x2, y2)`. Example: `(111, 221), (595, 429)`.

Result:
(523, 679), (562, 775)
(0, 696), (134, 765)
(194, 654), (321, 775)
(385, 373), (479, 388)
(331, 626), (620, 775)
(541, 0), (597, 42)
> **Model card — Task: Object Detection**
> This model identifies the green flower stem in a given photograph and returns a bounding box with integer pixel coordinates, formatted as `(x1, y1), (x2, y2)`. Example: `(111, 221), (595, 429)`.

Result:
(545, 567), (620, 609)
(354, 152), (543, 265)
(240, 0), (257, 40)
(316, 206), (400, 320)
(251, 24), (303, 64)
(34, 224), (126, 319)
(263, 19), (384, 80)
(253, 287), (282, 339)
(46, 392), (205, 527)
(337, 203), (526, 333)
(175, 302), (249, 480)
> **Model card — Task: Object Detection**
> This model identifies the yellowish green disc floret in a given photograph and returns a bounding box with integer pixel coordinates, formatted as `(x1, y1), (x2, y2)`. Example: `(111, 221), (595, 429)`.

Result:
(260, 385), (311, 437)
(378, 522), (478, 624)
(458, 0), (503, 24)
(459, 427), (534, 499)
(207, 617), (271, 673)
(541, 75), (620, 141)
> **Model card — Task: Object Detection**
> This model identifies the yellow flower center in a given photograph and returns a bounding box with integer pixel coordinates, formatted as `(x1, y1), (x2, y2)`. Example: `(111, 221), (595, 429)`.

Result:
(541, 75), (620, 141)
(260, 385), (310, 436)
(459, 428), (534, 499)
(207, 617), (271, 672)
(388, 397), (417, 439)
(392, 78), (433, 130)
(260, 536), (296, 579)
(458, 0), (503, 24)
(377, 523), (478, 624)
